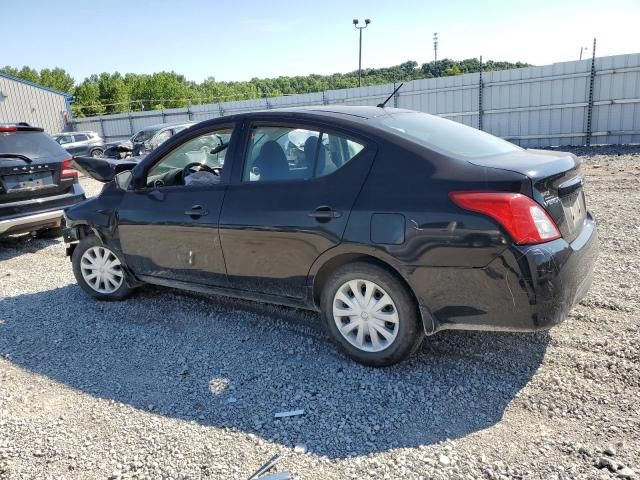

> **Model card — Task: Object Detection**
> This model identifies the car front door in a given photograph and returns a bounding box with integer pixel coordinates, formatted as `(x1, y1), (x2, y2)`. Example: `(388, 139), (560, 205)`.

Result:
(116, 123), (237, 286)
(56, 135), (74, 152)
(69, 134), (89, 155)
(219, 121), (375, 299)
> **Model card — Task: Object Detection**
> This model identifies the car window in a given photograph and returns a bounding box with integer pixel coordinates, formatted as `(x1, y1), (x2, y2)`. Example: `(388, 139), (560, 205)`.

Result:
(243, 126), (366, 182)
(374, 112), (521, 158)
(0, 131), (69, 161)
(57, 135), (73, 144)
(316, 133), (365, 177)
(74, 134), (89, 142)
(146, 127), (233, 187)
(132, 130), (154, 143)
(153, 130), (172, 147)
(243, 126), (320, 182)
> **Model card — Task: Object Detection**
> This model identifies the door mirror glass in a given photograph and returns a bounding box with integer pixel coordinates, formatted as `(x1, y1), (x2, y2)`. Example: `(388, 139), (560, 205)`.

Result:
(115, 170), (133, 191)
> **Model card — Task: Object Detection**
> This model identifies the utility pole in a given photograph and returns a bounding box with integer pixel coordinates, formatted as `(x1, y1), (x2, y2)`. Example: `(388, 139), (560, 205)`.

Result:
(433, 32), (439, 62)
(586, 37), (597, 146)
(353, 18), (371, 87)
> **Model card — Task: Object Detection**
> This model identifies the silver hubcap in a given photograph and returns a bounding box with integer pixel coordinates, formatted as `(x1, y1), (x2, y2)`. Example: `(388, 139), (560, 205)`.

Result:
(80, 246), (124, 294)
(332, 279), (400, 353)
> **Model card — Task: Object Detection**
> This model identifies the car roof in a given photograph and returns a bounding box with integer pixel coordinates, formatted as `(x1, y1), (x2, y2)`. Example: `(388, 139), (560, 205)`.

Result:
(240, 105), (415, 121)
(52, 131), (96, 136)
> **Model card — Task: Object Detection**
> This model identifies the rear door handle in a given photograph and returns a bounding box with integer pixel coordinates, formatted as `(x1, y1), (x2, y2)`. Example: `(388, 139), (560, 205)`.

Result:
(308, 206), (342, 220)
(184, 205), (209, 217)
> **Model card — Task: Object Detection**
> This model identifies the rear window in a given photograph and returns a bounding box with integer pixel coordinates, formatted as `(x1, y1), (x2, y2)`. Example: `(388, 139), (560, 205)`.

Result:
(0, 131), (69, 161)
(374, 112), (521, 158)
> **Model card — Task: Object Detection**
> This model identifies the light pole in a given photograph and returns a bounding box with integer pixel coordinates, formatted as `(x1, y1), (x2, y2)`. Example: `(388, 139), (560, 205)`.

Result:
(353, 18), (371, 87)
(433, 32), (439, 63)
(579, 46), (588, 60)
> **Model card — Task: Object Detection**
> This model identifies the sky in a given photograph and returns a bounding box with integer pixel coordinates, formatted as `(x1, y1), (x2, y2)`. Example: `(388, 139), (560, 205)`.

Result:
(5, 0), (640, 84)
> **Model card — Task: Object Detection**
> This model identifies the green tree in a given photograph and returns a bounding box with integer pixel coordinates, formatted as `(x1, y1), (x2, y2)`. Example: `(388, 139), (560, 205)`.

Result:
(39, 68), (74, 92)
(2, 58), (533, 117)
(0, 65), (40, 84)
(96, 73), (130, 113)
(72, 78), (104, 117)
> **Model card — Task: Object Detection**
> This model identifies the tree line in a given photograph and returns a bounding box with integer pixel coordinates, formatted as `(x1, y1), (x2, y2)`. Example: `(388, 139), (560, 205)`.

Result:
(1, 58), (530, 118)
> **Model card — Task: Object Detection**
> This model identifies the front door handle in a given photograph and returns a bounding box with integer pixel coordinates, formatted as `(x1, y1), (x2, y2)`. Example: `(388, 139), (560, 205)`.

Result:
(184, 205), (209, 217)
(309, 206), (342, 220)
(148, 189), (165, 201)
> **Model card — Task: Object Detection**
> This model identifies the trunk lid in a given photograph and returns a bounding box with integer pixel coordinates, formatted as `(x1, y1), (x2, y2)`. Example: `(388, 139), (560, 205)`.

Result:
(468, 149), (587, 243)
(0, 130), (72, 205)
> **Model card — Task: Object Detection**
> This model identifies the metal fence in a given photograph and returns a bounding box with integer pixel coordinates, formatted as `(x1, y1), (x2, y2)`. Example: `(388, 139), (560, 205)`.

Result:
(72, 53), (640, 148)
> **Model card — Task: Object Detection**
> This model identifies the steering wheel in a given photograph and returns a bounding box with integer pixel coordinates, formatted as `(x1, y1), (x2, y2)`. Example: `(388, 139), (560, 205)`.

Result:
(181, 162), (220, 182)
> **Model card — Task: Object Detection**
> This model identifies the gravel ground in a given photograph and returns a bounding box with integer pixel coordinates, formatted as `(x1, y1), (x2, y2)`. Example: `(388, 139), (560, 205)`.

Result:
(0, 146), (639, 479)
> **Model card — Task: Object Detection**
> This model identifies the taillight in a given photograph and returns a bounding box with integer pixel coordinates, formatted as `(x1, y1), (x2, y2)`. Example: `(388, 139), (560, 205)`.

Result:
(61, 157), (78, 179)
(449, 191), (561, 245)
(0, 125), (18, 132)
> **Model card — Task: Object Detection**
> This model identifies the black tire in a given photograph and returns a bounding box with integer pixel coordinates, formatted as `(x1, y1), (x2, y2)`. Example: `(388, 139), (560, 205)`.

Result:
(90, 148), (104, 158)
(320, 262), (424, 367)
(72, 235), (134, 301)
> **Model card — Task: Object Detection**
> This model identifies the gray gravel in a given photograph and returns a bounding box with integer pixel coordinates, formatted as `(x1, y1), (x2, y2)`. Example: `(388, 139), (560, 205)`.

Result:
(1, 146), (639, 479)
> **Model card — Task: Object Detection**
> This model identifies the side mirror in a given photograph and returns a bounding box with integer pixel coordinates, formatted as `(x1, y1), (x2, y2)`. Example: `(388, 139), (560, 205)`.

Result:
(115, 170), (133, 191)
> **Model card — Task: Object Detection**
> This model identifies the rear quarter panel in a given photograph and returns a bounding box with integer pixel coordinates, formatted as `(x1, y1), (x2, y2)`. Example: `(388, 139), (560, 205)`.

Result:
(343, 142), (529, 268)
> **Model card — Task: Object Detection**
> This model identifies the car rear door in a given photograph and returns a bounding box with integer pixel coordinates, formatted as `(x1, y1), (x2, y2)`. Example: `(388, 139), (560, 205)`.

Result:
(219, 120), (376, 299)
(116, 123), (238, 286)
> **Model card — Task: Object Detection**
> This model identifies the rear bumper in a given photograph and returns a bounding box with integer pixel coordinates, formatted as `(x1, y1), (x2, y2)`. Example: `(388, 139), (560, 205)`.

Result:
(0, 208), (64, 235)
(0, 185), (85, 236)
(409, 212), (599, 333)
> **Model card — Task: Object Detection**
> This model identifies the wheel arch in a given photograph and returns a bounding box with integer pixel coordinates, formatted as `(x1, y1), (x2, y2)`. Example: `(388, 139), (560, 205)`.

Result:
(308, 246), (435, 333)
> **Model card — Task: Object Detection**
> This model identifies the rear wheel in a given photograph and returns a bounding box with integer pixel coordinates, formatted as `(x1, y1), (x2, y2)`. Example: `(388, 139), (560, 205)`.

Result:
(72, 236), (133, 300)
(320, 262), (424, 367)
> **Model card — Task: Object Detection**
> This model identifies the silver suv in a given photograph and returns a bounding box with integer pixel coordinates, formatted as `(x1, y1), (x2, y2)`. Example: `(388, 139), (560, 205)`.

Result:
(53, 131), (105, 157)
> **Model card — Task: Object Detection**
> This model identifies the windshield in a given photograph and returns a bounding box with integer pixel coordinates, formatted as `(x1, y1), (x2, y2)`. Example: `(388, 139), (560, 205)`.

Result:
(131, 130), (156, 143)
(0, 131), (69, 161)
(374, 112), (521, 158)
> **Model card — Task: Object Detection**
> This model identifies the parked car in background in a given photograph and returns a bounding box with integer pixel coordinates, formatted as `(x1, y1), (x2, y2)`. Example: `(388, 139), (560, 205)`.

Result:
(103, 122), (195, 159)
(53, 131), (105, 157)
(1, 123), (85, 237)
(64, 107), (597, 366)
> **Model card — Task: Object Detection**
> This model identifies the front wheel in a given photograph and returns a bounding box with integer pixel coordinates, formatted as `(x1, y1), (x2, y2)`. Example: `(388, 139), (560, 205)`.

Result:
(320, 262), (424, 367)
(72, 236), (133, 301)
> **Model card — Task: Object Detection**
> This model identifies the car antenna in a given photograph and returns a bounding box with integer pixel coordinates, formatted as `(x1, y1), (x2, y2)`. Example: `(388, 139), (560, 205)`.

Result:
(377, 83), (404, 108)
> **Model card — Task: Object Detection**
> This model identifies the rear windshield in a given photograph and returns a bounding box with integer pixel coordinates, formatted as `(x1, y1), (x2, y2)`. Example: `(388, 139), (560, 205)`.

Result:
(0, 131), (69, 161)
(374, 112), (521, 158)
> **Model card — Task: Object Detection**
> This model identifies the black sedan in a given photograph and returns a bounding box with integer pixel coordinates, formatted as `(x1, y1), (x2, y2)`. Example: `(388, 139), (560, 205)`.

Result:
(63, 106), (598, 366)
